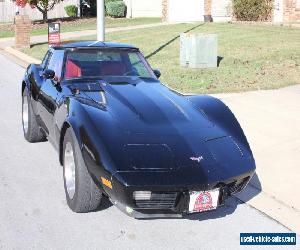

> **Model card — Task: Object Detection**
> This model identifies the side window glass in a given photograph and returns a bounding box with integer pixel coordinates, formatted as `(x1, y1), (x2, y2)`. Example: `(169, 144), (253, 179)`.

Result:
(128, 53), (150, 77)
(41, 51), (52, 69)
(47, 50), (65, 80)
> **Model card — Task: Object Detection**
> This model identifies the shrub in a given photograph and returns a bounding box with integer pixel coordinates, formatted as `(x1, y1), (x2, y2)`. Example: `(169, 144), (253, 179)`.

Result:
(105, 0), (119, 5)
(90, 0), (97, 16)
(64, 5), (78, 17)
(88, 0), (118, 16)
(105, 0), (119, 14)
(233, 0), (273, 21)
(106, 1), (126, 18)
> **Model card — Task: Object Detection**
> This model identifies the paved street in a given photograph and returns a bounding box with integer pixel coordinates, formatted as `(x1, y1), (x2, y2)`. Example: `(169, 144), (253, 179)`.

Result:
(0, 53), (295, 250)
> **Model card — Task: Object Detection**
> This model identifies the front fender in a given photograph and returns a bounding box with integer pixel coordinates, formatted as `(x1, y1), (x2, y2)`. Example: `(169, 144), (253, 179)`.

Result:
(59, 98), (119, 194)
(187, 95), (252, 155)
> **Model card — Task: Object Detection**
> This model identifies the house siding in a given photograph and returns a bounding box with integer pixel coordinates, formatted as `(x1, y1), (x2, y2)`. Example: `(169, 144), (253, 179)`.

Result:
(167, 0), (204, 22)
(162, 0), (299, 23)
(124, 0), (162, 18)
(0, 0), (79, 23)
(211, 0), (232, 22)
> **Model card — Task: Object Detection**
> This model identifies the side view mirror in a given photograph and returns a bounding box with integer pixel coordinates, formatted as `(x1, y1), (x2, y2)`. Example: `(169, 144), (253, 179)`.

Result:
(153, 69), (161, 79)
(43, 69), (55, 79)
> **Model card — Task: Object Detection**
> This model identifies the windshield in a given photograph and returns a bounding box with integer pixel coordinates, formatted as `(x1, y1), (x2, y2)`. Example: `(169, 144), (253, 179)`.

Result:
(64, 49), (156, 80)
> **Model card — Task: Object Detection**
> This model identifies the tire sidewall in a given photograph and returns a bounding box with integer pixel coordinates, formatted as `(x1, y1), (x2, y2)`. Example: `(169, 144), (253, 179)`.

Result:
(22, 88), (46, 143)
(63, 128), (81, 211)
(22, 89), (30, 141)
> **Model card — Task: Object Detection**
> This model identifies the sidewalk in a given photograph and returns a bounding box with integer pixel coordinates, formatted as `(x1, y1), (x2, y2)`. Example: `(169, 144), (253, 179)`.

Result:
(0, 22), (169, 49)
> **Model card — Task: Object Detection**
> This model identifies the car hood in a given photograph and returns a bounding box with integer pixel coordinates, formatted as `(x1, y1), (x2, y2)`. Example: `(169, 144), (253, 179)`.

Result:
(72, 78), (253, 174)
(76, 78), (214, 132)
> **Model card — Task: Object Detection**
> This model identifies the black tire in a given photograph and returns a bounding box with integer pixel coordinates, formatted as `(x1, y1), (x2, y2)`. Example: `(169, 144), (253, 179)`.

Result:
(22, 89), (46, 143)
(63, 128), (102, 213)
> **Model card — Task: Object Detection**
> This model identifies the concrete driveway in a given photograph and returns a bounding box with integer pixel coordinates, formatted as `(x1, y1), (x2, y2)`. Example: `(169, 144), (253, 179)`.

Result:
(0, 52), (297, 249)
(214, 85), (300, 233)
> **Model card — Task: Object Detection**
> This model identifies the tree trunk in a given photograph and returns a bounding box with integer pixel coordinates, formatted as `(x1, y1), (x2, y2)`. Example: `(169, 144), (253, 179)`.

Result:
(42, 11), (48, 23)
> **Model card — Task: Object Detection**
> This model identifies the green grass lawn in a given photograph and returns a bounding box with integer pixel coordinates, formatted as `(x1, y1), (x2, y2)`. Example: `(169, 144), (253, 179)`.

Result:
(0, 17), (161, 39)
(22, 23), (300, 94)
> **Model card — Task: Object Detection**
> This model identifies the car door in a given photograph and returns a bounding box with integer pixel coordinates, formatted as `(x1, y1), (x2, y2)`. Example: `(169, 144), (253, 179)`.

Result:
(38, 49), (65, 143)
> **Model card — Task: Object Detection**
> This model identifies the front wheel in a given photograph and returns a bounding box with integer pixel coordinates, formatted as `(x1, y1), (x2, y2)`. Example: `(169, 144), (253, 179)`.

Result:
(63, 128), (102, 213)
(22, 89), (46, 143)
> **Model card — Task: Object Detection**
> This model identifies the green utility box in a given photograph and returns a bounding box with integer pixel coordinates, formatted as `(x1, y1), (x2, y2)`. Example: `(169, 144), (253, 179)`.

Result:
(180, 33), (218, 68)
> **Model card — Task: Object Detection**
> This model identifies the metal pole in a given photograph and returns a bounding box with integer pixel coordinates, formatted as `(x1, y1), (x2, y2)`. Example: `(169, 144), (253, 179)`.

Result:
(97, 0), (105, 41)
(130, 0), (133, 18)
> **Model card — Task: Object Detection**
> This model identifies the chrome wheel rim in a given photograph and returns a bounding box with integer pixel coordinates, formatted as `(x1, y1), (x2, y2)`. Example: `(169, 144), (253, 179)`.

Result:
(64, 142), (76, 199)
(22, 94), (29, 134)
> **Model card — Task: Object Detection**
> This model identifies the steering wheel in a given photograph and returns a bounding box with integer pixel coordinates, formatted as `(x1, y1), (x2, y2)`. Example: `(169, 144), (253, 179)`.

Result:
(123, 68), (139, 76)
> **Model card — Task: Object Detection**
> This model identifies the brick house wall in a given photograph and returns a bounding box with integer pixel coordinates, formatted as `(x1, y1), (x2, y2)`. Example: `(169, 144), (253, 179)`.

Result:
(283, 0), (300, 22)
(162, 0), (168, 21)
(204, 0), (212, 16)
(297, 0), (300, 20)
(15, 15), (31, 49)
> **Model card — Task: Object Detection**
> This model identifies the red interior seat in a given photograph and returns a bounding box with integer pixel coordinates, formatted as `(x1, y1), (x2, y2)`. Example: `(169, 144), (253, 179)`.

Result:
(65, 60), (82, 79)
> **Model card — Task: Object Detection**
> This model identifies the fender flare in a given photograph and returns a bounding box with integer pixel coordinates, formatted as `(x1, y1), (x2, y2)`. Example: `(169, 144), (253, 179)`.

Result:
(58, 104), (85, 166)
(58, 99), (112, 170)
(58, 101), (115, 193)
(187, 95), (252, 154)
(22, 68), (32, 96)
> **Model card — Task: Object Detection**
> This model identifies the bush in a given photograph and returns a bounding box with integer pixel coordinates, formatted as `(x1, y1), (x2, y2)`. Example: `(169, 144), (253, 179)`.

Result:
(106, 1), (126, 18)
(88, 0), (119, 16)
(233, 0), (273, 21)
(105, 0), (119, 14)
(105, 0), (119, 5)
(90, 0), (97, 16)
(64, 5), (78, 17)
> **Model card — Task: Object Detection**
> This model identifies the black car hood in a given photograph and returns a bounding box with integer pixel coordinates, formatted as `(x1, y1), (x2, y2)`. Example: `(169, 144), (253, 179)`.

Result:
(80, 78), (218, 134)
(73, 78), (252, 175)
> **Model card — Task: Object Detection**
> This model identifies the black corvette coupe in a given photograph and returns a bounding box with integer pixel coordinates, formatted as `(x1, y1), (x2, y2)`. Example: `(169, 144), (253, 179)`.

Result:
(22, 41), (255, 218)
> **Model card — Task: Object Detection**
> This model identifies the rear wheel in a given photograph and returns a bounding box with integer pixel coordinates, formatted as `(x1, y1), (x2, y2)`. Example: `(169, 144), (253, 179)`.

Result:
(63, 128), (102, 213)
(22, 89), (46, 143)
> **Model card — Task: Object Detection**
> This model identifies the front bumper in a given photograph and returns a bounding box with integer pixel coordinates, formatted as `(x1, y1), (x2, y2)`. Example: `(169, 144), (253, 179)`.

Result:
(104, 171), (253, 218)
(111, 187), (229, 219)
